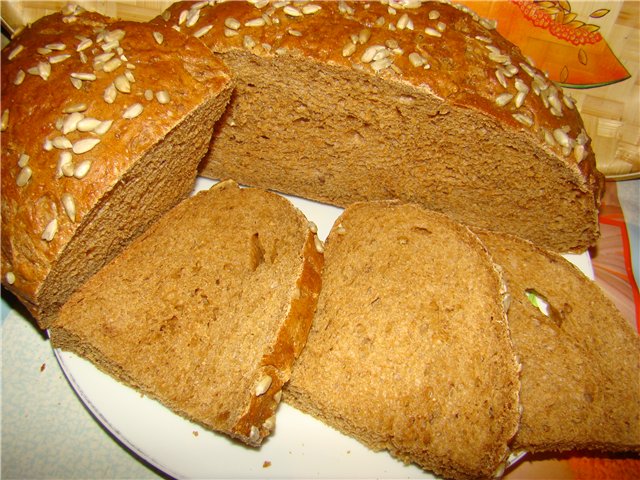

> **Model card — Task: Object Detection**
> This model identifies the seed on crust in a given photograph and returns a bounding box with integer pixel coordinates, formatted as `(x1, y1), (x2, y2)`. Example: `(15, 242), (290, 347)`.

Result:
(76, 117), (101, 132)
(314, 235), (324, 253)
(49, 53), (71, 64)
(63, 111), (84, 134)
(283, 5), (302, 17)
(262, 415), (276, 431)
(37, 61), (51, 80)
(255, 375), (273, 396)
(61, 193), (76, 222)
(63, 102), (88, 113)
(225, 17), (241, 30)
(424, 27), (442, 38)
(152, 31), (164, 45)
(302, 4), (321, 14)
(93, 119), (113, 135)
(76, 38), (93, 51)
(41, 218), (58, 242)
(5, 272), (15, 285)
(512, 112), (534, 127)
(52, 136), (73, 149)
(104, 84), (117, 104)
(553, 128), (571, 148)
(102, 57), (123, 73)
(73, 160), (92, 179)
(7, 44), (24, 61)
(56, 151), (74, 178)
(123, 103), (143, 119)
(155, 91), (170, 104)
(16, 166), (32, 187)
(245, 17), (266, 27)
(308, 221), (318, 234)
(194, 25), (213, 38)
(249, 426), (260, 444)
(342, 41), (357, 57)
(1, 109), (9, 131)
(114, 74), (131, 93)
(72, 137), (100, 154)
(18, 153), (30, 168)
(495, 93), (513, 107)
(14, 69), (26, 85)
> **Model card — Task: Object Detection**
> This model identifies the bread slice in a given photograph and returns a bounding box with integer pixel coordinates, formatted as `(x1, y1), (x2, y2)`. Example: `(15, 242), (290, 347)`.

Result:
(50, 180), (323, 446)
(285, 201), (521, 480)
(475, 229), (640, 454)
(154, 1), (603, 253)
(1, 6), (233, 328)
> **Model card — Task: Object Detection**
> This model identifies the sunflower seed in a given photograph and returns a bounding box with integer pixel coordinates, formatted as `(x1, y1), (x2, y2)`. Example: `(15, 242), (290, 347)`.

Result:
(100, 40), (119, 52)
(543, 129), (556, 147)
(255, 375), (273, 396)
(361, 45), (386, 63)
(495, 69), (508, 89)
(73, 138), (100, 154)
(69, 72), (95, 82)
(18, 153), (30, 167)
(495, 93), (513, 107)
(152, 31), (164, 46)
(5, 272), (15, 284)
(123, 103), (143, 119)
(14, 69), (26, 85)
(155, 91), (170, 104)
(262, 415), (276, 431)
(104, 84), (117, 104)
(56, 151), (74, 178)
(314, 235), (324, 253)
(193, 25), (213, 38)
(186, 9), (200, 27)
(43, 138), (53, 151)
(249, 426), (260, 444)
(397, 13), (413, 30)
(16, 166), (32, 187)
(553, 128), (571, 148)
(114, 74), (131, 93)
(8, 45), (24, 61)
(243, 35), (257, 49)
(70, 77), (83, 89)
(102, 58), (122, 73)
(512, 112), (533, 127)
(76, 117), (101, 132)
(63, 102), (88, 114)
(41, 218), (58, 242)
(574, 144), (586, 163)
(76, 38), (93, 51)
(178, 9), (189, 25)
(225, 17), (241, 30)
(514, 91), (527, 108)
(342, 41), (357, 57)
(302, 4), (321, 14)
(408, 52), (428, 68)
(428, 9), (441, 20)
(73, 160), (92, 179)
(63, 112), (84, 134)
(424, 27), (442, 37)
(93, 119), (113, 135)
(53, 136), (73, 149)
(60, 193), (76, 222)
(283, 5), (302, 16)
(49, 54), (71, 64)
(1, 109), (8, 131)
(475, 35), (492, 43)
(563, 95), (576, 110)
(245, 17), (266, 27)
(37, 62), (51, 80)
(105, 29), (126, 43)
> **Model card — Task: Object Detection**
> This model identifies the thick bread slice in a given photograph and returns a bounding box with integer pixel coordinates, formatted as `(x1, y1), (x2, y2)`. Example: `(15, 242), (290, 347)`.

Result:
(1, 6), (233, 328)
(285, 201), (521, 480)
(50, 181), (324, 446)
(475, 230), (640, 454)
(154, 1), (603, 253)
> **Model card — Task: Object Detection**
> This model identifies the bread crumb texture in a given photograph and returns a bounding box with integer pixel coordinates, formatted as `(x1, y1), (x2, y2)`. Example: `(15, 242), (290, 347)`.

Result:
(287, 201), (521, 480)
(156, 0), (603, 253)
(51, 181), (323, 447)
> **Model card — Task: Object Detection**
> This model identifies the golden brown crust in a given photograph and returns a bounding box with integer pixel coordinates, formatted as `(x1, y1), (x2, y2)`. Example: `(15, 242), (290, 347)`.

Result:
(1, 6), (232, 325)
(155, 0), (603, 253)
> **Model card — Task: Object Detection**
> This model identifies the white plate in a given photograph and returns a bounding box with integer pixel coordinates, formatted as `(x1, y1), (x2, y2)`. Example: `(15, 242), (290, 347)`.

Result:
(52, 177), (591, 479)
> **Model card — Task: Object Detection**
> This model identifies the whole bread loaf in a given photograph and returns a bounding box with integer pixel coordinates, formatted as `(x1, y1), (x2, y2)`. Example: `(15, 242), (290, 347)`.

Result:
(285, 201), (521, 480)
(155, 0), (603, 253)
(50, 180), (324, 447)
(476, 229), (640, 454)
(1, 6), (233, 328)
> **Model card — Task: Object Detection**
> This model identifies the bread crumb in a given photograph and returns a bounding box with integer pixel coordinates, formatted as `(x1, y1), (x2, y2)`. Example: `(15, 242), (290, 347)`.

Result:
(192, 430), (199, 437)
(40, 363), (46, 372)
(263, 460), (271, 468)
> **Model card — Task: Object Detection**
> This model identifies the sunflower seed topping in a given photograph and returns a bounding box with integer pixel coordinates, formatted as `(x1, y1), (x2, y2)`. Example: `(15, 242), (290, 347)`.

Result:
(18, 153), (30, 168)
(14, 69), (26, 85)
(194, 25), (213, 38)
(16, 166), (32, 187)
(243, 35), (257, 49)
(73, 137), (100, 154)
(57, 151), (74, 178)
(152, 31), (164, 45)
(342, 41), (357, 57)
(249, 426), (260, 444)
(76, 38), (93, 51)
(302, 4), (321, 14)
(104, 84), (117, 104)
(114, 74), (131, 93)
(283, 5), (302, 17)
(37, 61), (52, 80)
(186, 9), (200, 27)
(225, 17), (241, 30)
(93, 119), (113, 135)
(512, 112), (534, 127)
(61, 193), (76, 222)
(255, 375), (273, 396)
(155, 91), (170, 104)
(123, 103), (143, 119)
(428, 10), (441, 20)
(495, 69), (508, 88)
(245, 17), (266, 27)
(53, 136), (73, 149)
(63, 102), (87, 114)
(553, 128), (571, 148)
(424, 27), (442, 37)
(63, 112), (84, 134)
(42, 219), (58, 242)
(1, 109), (8, 131)
(73, 160), (92, 179)
(102, 57), (123, 73)
(314, 235), (324, 253)
(8, 45), (24, 61)
(495, 93), (513, 107)
(77, 117), (101, 132)
(70, 72), (96, 82)
(5, 272), (15, 285)
(263, 415), (276, 431)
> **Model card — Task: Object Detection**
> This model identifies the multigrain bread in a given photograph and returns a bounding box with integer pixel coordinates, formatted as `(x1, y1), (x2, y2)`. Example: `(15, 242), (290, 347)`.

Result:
(154, 0), (603, 253)
(50, 180), (324, 446)
(285, 201), (521, 480)
(1, 6), (233, 328)
(475, 229), (640, 454)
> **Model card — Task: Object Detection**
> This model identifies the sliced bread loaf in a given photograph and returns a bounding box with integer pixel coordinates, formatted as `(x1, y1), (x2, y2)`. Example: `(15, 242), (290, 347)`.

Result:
(475, 229), (640, 454)
(154, 0), (603, 253)
(50, 180), (324, 446)
(1, 6), (233, 328)
(285, 201), (521, 480)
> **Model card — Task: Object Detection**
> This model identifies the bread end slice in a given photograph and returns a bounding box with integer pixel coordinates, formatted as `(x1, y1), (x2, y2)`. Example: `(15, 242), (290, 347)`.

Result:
(51, 180), (323, 446)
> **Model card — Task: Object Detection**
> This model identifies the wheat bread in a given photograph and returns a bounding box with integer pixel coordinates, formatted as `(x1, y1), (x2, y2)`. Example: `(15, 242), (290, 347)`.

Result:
(285, 201), (521, 480)
(475, 229), (640, 454)
(1, 6), (233, 328)
(154, 0), (603, 253)
(49, 180), (324, 446)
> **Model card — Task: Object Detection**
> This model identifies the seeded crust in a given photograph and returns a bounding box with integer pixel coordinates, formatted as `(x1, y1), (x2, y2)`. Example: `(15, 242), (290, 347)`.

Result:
(50, 180), (324, 447)
(0, 7), (233, 328)
(285, 201), (521, 480)
(154, 0), (603, 253)
(475, 229), (640, 454)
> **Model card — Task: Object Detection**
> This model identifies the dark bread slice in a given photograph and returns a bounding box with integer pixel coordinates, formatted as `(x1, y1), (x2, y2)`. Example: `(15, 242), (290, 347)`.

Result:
(285, 201), (521, 480)
(475, 229), (640, 454)
(50, 180), (323, 446)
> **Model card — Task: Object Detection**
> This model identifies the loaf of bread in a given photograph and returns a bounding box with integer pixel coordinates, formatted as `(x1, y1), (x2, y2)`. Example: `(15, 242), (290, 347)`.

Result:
(475, 229), (640, 454)
(1, 6), (233, 328)
(285, 200), (521, 480)
(154, 0), (603, 253)
(50, 180), (324, 446)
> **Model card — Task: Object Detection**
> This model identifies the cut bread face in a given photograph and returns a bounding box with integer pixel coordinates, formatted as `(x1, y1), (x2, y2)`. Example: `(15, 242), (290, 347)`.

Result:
(476, 229), (640, 454)
(285, 201), (521, 480)
(50, 181), (323, 446)
(155, 0), (603, 253)
(1, 8), (233, 328)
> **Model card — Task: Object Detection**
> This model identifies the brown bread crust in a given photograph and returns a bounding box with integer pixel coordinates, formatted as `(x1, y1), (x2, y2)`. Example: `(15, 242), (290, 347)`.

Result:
(1, 7), (233, 327)
(155, 0), (603, 253)
(50, 181), (324, 446)
(476, 229), (640, 454)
